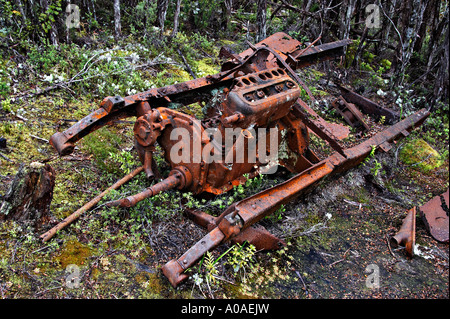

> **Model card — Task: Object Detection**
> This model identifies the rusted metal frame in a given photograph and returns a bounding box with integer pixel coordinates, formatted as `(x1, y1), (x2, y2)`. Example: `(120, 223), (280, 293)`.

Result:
(257, 46), (351, 144)
(50, 36), (351, 158)
(336, 84), (400, 125)
(287, 39), (353, 69)
(292, 101), (347, 157)
(162, 109), (429, 287)
(107, 171), (182, 208)
(185, 208), (285, 250)
(254, 45), (316, 101)
(50, 74), (236, 157)
(418, 189), (449, 243)
(225, 42), (314, 100)
(50, 105), (136, 156)
(331, 96), (370, 131)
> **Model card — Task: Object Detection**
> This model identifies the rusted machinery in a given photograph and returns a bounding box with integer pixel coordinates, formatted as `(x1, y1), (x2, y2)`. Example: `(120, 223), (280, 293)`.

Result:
(40, 32), (430, 287)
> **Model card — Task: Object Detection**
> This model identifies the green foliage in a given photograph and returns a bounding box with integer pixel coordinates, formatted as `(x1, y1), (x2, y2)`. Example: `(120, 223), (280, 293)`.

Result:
(1, 98), (11, 112)
(109, 150), (139, 175)
(82, 127), (126, 174)
(226, 242), (256, 276)
(38, 0), (62, 35)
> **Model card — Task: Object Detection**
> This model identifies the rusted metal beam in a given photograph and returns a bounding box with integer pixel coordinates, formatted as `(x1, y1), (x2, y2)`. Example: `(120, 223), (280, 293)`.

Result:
(336, 84), (399, 124)
(331, 96), (369, 131)
(40, 166), (145, 242)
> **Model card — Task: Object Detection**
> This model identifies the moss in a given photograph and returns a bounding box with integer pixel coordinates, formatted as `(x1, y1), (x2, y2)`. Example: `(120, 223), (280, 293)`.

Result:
(193, 58), (220, 78)
(80, 126), (129, 174)
(55, 239), (94, 268)
(399, 138), (444, 173)
(139, 272), (165, 296)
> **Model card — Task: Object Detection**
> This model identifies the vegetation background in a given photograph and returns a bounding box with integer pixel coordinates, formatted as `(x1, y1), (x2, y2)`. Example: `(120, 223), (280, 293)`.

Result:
(0, 0), (448, 299)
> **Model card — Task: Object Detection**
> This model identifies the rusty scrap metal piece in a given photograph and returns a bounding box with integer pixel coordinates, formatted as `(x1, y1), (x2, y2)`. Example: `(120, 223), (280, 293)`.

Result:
(185, 208), (285, 251)
(43, 31), (431, 288)
(390, 207), (416, 258)
(336, 84), (399, 124)
(332, 96), (369, 131)
(418, 189), (449, 243)
(162, 109), (430, 287)
(40, 166), (144, 242)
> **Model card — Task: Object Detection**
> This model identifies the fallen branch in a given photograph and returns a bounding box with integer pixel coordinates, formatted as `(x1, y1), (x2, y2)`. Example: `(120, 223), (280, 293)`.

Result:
(177, 48), (197, 79)
(12, 55), (179, 100)
(29, 134), (48, 143)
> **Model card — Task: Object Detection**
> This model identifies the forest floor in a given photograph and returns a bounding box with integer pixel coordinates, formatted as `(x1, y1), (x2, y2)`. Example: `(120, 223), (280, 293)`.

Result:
(0, 34), (448, 300)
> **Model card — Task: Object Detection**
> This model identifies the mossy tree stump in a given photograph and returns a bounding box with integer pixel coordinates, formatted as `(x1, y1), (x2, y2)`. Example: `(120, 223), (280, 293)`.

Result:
(0, 162), (55, 228)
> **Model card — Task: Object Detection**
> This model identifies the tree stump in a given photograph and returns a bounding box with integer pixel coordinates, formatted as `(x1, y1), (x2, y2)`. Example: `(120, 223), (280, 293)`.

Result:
(0, 162), (55, 229)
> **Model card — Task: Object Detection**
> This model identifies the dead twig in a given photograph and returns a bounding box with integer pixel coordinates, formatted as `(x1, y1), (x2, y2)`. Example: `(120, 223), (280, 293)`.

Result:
(177, 48), (197, 79)
(329, 248), (350, 267)
(29, 134), (49, 143)
(0, 152), (13, 162)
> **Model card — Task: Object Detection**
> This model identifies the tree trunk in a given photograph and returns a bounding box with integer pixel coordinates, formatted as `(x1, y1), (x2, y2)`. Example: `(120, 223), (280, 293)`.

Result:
(114, 0), (122, 40)
(156, 0), (169, 37)
(430, 7), (449, 106)
(342, 0), (355, 41)
(0, 162), (55, 229)
(40, 0), (58, 46)
(413, 0), (437, 53)
(381, 0), (397, 46)
(256, 0), (267, 42)
(395, 0), (427, 86)
(171, 0), (182, 37)
(221, 0), (233, 31)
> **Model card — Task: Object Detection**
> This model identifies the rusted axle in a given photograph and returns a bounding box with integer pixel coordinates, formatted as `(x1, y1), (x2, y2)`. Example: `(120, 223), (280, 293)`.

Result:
(40, 166), (144, 242)
(162, 109), (429, 287)
(107, 172), (182, 208)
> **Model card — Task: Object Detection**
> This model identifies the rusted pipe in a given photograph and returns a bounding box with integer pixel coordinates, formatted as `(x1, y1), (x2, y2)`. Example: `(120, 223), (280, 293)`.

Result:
(40, 166), (144, 242)
(390, 207), (416, 258)
(107, 171), (183, 208)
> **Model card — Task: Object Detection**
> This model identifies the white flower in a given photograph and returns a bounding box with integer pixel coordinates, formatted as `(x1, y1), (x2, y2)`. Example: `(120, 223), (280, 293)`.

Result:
(377, 89), (387, 96)
(129, 52), (140, 63)
(127, 88), (137, 95)
(192, 273), (203, 286)
(42, 74), (54, 83)
(325, 213), (332, 220)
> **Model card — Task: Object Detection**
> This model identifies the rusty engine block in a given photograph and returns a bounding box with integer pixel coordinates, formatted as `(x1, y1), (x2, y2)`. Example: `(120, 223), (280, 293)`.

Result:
(41, 33), (430, 287)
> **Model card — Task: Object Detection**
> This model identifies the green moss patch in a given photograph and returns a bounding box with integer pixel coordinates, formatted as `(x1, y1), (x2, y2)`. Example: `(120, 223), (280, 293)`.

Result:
(55, 239), (94, 268)
(399, 138), (444, 173)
